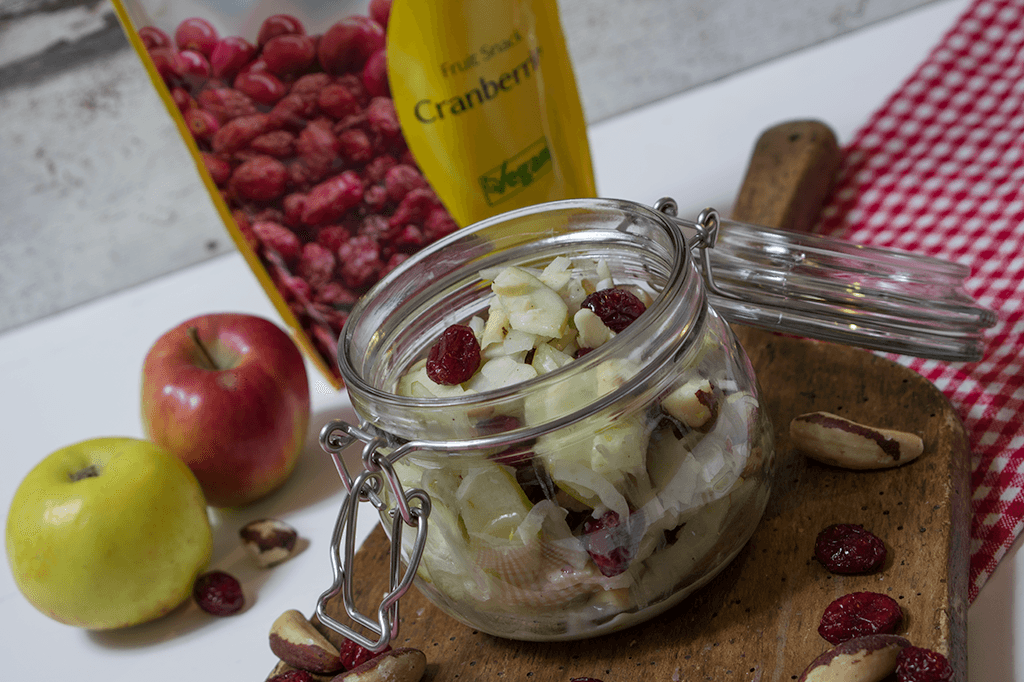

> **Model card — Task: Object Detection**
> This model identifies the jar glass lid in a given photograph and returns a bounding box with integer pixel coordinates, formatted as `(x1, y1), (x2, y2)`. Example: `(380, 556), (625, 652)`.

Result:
(654, 197), (996, 362)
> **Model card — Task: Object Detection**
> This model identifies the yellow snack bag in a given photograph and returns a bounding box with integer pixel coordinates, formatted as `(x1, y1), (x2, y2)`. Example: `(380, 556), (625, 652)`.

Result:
(112, 0), (595, 388)
(387, 0), (597, 226)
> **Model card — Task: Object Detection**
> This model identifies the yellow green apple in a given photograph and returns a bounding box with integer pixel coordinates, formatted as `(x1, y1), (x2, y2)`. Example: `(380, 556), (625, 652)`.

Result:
(5, 437), (213, 629)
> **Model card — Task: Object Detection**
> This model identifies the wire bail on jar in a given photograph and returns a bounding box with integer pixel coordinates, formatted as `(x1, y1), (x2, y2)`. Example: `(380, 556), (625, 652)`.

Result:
(654, 197), (729, 298)
(315, 420), (432, 652)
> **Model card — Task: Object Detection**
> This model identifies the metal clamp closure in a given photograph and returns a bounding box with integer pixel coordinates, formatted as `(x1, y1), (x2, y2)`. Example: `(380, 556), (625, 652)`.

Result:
(315, 419), (432, 652)
(654, 197), (729, 298)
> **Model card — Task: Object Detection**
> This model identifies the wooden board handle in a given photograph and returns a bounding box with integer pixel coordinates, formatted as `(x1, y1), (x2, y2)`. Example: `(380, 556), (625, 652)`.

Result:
(731, 119), (841, 232)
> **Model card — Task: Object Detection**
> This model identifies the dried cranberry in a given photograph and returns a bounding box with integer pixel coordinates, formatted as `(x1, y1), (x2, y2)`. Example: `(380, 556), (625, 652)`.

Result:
(317, 224), (352, 251)
(364, 154), (397, 183)
(210, 36), (257, 80)
(366, 96), (402, 143)
(297, 242), (337, 289)
(368, 0), (393, 28)
(296, 122), (342, 177)
(253, 221), (302, 263)
(362, 184), (388, 212)
(426, 324), (481, 385)
(211, 113), (269, 154)
(384, 164), (427, 203)
(582, 510), (634, 577)
(291, 73), (333, 95)
(232, 210), (257, 250)
(197, 87), (257, 123)
(138, 26), (171, 50)
(581, 288), (646, 333)
(391, 224), (425, 251)
(302, 171), (364, 225)
(815, 523), (887, 574)
(229, 156), (288, 202)
(268, 93), (317, 130)
(380, 252), (407, 277)
(257, 14), (306, 46)
(148, 47), (185, 84)
(179, 49), (212, 77)
(193, 570), (244, 616)
(317, 83), (362, 119)
(338, 638), (390, 670)
(818, 592), (902, 645)
(278, 273), (312, 303)
(234, 71), (287, 106)
(170, 86), (195, 112)
(185, 108), (220, 141)
(388, 188), (440, 229)
(362, 49), (390, 98)
(359, 214), (389, 240)
(175, 17), (219, 56)
(262, 34), (317, 77)
(250, 130), (296, 158)
(200, 152), (231, 186)
(896, 646), (953, 682)
(315, 282), (358, 307)
(318, 15), (386, 75)
(338, 128), (373, 164)
(423, 207), (458, 241)
(337, 235), (383, 289)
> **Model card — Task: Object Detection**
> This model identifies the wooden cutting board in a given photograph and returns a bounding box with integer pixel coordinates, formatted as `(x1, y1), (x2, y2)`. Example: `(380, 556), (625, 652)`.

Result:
(271, 121), (970, 682)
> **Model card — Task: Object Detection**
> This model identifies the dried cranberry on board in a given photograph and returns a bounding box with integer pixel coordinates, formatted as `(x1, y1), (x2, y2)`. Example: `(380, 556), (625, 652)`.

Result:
(818, 591), (902, 645)
(581, 288), (647, 332)
(338, 637), (390, 670)
(814, 523), (887, 574)
(193, 570), (245, 616)
(426, 325), (481, 386)
(895, 646), (954, 682)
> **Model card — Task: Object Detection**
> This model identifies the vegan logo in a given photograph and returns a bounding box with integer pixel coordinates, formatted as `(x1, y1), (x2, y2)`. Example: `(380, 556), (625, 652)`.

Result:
(479, 137), (552, 206)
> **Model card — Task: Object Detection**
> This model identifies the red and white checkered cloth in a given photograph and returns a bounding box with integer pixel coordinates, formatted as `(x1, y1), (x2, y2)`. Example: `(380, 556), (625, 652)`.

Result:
(816, 0), (1024, 603)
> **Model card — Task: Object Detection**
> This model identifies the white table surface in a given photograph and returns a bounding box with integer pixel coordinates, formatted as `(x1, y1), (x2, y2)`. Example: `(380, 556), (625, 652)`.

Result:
(3, 0), (1020, 677)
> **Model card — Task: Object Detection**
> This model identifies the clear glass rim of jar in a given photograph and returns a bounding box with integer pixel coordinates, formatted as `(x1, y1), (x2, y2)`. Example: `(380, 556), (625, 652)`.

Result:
(336, 197), (708, 443)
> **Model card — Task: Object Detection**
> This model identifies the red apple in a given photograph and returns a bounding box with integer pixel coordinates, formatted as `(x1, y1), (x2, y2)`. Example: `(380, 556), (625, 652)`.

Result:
(141, 313), (311, 507)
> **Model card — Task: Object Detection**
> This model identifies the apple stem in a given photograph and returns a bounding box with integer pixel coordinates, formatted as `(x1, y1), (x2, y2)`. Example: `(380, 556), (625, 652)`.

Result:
(70, 465), (100, 482)
(187, 326), (220, 370)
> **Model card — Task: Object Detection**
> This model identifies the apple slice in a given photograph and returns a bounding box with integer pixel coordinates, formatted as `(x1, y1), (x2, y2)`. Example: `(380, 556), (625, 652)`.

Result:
(456, 460), (533, 542)
(492, 266), (568, 339)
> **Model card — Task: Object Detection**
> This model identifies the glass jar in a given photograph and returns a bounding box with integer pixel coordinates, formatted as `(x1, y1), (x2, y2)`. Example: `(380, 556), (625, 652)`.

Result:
(320, 198), (775, 642)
